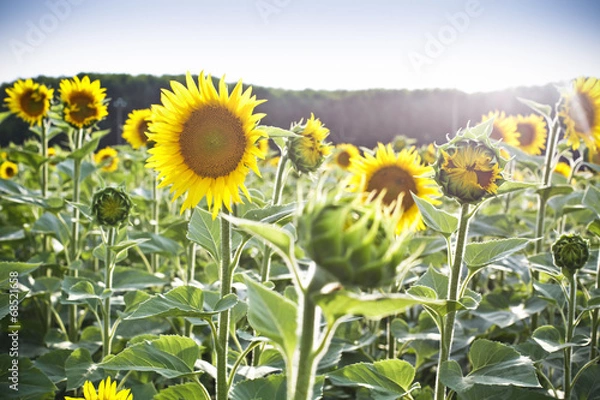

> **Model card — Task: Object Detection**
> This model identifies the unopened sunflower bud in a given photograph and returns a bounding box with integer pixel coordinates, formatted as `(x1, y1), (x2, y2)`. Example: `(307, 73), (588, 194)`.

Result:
(298, 196), (402, 289)
(91, 187), (132, 227)
(288, 113), (332, 173)
(552, 234), (590, 274)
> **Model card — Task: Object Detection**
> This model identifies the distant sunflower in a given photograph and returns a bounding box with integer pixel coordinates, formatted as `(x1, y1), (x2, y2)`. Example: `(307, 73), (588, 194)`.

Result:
(122, 108), (152, 149)
(333, 143), (360, 170)
(59, 76), (108, 128)
(257, 138), (270, 158)
(481, 111), (520, 147)
(146, 71), (267, 217)
(348, 143), (441, 232)
(513, 114), (547, 155)
(0, 161), (18, 179)
(419, 143), (437, 165)
(554, 161), (572, 179)
(65, 376), (132, 400)
(95, 147), (119, 172)
(4, 79), (54, 126)
(288, 114), (332, 173)
(559, 77), (600, 157)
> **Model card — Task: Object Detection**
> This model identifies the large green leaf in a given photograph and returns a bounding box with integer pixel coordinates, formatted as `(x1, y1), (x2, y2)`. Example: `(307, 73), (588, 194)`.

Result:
(464, 238), (531, 269)
(231, 374), (324, 400)
(583, 184), (600, 216)
(495, 180), (538, 196)
(68, 129), (109, 160)
(532, 325), (590, 353)
(412, 194), (457, 237)
(257, 125), (300, 138)
(131, 232), (184, 255)
(440, 339), (540, 393)
(0, 355), (56, 399)
(34, 349), (71, 384)
(242, 203), (297, 225)
(99, 335), (199, 378)
(244, 277), (297, 360)
(31, 212), (70, 244)
(65, 348), (103, 390)
(187, 207), (221, 261)
(112, 266), (166, 290)
(573, 365), (600, 400)
(153, 382), (210, 400)
(517, 97), (552, 119)
(0, 261), (42, 287)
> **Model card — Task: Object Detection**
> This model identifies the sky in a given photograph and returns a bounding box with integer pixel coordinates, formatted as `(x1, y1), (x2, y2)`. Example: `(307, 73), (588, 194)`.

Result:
(0, 0), (599, 93)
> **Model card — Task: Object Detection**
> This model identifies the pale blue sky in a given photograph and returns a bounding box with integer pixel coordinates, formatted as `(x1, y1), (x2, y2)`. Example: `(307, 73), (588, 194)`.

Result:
(1, 0), (599, 92)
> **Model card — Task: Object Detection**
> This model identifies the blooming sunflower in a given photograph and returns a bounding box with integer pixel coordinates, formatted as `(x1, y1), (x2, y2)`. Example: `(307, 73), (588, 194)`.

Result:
(333, 143), (360, 170)
(348, 143), (441, 232)
(95, 147), (119, 172)
(59, 76), (108, 128)
(559, 77), (600, 158)
(65, 376), (132, 400)
(513, 114), (547, 155)
(122, 108), (152, 149)
(146, 71), (267, 217)
(288, 114), (332, 173)
(481, 111), (520, 147)
(0, 161), (18, 179)
(554, 161), (572, 179)
(4, 79), (54, 126)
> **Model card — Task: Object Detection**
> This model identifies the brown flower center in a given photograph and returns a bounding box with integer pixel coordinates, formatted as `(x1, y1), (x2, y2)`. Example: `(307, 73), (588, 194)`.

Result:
(5, 166), (16, 177)
(137, 120), (149, 144)
(19, 89), (45, 117)
(367, 166), (417, 211)
(68, 92), (98, 123)
(570, 93), (595, 134)
(517, 123), (535, 146)
(179, 106), (246, 178)
(490, 124), (503, 141)
(337, 151), (351, 167)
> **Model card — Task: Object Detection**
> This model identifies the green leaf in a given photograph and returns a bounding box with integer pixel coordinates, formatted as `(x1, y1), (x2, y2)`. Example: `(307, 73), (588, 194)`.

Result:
(412, 194), (457, 236)
(0, 226), (25, 242)
(536, 185), (574, 201)
(187, 207), (221, 261)
(517, 97), (552, 118)
(68, 130), (109, 160)
(532, 325), (590, 353)
(231, 374), (324, 400)
(112, 266), (166, 290)
(257, 125), (300, 138)
(496, 180), (538, 196)
(328, 359), (417, 399)
(99, 335), (198, 378)
(8, 149), (45, 170)
(128, 286), (207, 320)
(154, 382), (210, 400)
(0, 261), (42, 287)
(132, 232), (184, 255)
(242, 203), (297, 225)
(440, 339), (540, 393)
(31, 212), (70, 244)
(573, 365), (600, 400)
(464, 238), (531, 269)
(65, 348), (102, 390)
(583, 184), (600, 216)
(587, 219), (600, 238)
(0, 355), (57, 399)
(244, 277), (297, 360)
(34, 349), (71, 385)
(0, 110), (11, 124)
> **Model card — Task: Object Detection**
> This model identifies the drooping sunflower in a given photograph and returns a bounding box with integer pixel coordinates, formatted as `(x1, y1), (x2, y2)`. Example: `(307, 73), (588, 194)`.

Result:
(65, 376), (132, 400)
(95, 147), (119, 172)
(333, 143), (360, 170)
(348, 143), (441, 232)
(59, 75), (108, 128)
(288, 114), (332, 173)
(146, 71), (267, 217)
(122, 108), (152, 149)
(0, 161), (18, 179)
(481, 111), (520, 147)
(4, 79), (54, 126)
(513, 114), (547, 155)
(559, 77), (600, 158)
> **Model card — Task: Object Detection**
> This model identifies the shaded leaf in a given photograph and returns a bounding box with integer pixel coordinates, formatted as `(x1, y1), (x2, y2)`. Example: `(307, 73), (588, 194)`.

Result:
(412, 194), (457, 237)
(464, 238), (531, 269)
(154, 382), (210, 400)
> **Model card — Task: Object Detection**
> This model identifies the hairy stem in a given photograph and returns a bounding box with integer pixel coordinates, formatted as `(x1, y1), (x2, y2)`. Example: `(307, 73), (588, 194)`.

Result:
(216, 212), (232, 400)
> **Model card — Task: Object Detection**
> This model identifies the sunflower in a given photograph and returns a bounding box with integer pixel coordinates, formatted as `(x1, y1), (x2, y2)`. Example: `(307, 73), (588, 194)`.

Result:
(288, 114), (332, 173)
(559, 77), (600, 158)
(513, 114), (547, 155)
(65, 376), (132, 400)
(59, 75), (108, 128)
(146, 71), (267, 217)
(348, 143), (441, 232)
(419, 143), (437, 165)
(95, 147), (119, 172)
(333, 143), (360, 170)
(554, 161), (572, 179)
(122, 108), (152, 149)
(0, 161), (18, 179)
(481, 111), (520, 147)
(4, 79), (54, 126)
(257, 138), (270, 158)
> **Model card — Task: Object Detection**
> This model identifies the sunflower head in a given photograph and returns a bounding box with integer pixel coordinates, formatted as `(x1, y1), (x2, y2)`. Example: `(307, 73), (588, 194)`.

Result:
(91, 187), (133, 228)
(0, 161), (18, 179)
(553, 161), (572, 179)
(419, 143), (437, 165)
(122, 108), (152, 149)
(333, 143), (360, 170)
(4, 79), (54, 126)
(481, 111), (520, 147)
(552, 233), (590, 276)
(59, 75), (108, 129)
(559, 77), (600, 158)
(391, 134), (417, 152)
(435, 122), (505, 204)
(348, 143), (441, 233)
(95, 147), (119, 172)
(65, 376), (133, 400)
(298, 193), (403, 290)
(146, 71), (267, 218)
(288, 114), (332, 173)
(512, 113), (547, 155)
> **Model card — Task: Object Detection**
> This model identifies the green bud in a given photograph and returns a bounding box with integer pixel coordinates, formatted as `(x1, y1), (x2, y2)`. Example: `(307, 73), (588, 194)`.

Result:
(552, 233), (590, 274)
(91, 187), (132, 227)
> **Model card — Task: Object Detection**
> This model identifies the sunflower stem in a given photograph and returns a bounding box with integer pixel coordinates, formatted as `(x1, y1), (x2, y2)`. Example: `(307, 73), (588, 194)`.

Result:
(216, 210), (232, 400)
(590, 251), (599, 361)
(564, 271), (577, 400)
(151, 172), (160, 274)
(291, 289), (318, 400)
(102, 227), (117, 359)
(435, 202), (471, 400)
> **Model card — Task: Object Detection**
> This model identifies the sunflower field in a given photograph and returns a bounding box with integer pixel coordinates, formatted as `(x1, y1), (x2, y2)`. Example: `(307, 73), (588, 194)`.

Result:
(0, 73), (599, 400)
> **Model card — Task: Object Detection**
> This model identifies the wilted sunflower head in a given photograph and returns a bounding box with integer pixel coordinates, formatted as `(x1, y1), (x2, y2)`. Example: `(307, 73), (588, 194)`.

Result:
(4, 79), (54, 126)
(288, 114), (332, 173)
(94, 147), (119, 172)
(333, 143), (360, 170)
(512, 114), (547, 155)
(122, 108), (152, 149)
(559, 77), (600, 159)
(146, 71), (267, 218)
(59, 75), (108, 129)
(481, 111), (520, 147)
(348, 143), (441, 232)
(0, 161), (18, 179)
(65, 376), (133, 400)
(435, 121), (506, 204)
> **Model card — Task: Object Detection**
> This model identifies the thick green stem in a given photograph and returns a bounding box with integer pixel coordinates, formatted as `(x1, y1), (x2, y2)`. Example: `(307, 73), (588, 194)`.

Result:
(102, 227), (116, 358)
(151, 173), (160, 273)
(216, 212), (232, 400)
(386, 316), (396, 359)
(41, 121), (49, 199)
(564, 272), (577, 400)
(591, 254), (599, 361)
(435, 203), (470, 400)
(292, 292), (318, 400)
